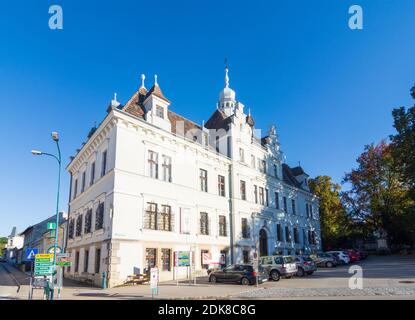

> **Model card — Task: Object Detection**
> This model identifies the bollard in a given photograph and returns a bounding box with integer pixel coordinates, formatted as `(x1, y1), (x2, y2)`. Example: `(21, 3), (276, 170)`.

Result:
(101, 272), (107, 289)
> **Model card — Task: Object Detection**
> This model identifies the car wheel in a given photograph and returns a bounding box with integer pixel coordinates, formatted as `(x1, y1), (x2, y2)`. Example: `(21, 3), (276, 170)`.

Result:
(270, 270), (280, 281)
(297, 268), (305, 277)
(210, 275), (217, 283)
(241, 277), (250, 286)
(326, 261), (334, 268)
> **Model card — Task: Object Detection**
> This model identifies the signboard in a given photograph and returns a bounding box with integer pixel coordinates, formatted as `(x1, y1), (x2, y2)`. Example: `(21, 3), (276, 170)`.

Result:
(47, 222), (56, 230)
(57, 253), (69, 258)
(150, 267), (159, 294)
(25, 248), (39, 261)
(34, 253), (54, 276)
(57, 254), (71, 267)
(176, 251), (191, 267)
(47, 246), (62, 254)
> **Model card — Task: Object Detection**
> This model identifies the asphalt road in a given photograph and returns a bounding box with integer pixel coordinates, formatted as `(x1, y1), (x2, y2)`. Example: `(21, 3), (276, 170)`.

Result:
(0, 263), (20, 299)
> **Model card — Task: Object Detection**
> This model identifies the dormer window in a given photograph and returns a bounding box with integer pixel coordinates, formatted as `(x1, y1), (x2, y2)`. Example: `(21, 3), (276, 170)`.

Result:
(156, 105), (164, 119)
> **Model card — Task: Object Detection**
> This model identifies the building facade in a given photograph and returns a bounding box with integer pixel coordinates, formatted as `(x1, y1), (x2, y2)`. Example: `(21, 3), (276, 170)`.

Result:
(65, 68), (321, 287)
(4, 227), (24, 263)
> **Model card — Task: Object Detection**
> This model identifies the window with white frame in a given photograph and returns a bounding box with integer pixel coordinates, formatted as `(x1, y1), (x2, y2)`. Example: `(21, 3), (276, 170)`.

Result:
(101, 150), (107, 177)
(156, 105), (164, 118)
(162, 155), (172, 182)
(218, 175), (225, 197)
(200, 169), (208, 192)
(148, 150), (158, 179)
(239, 148), (245, 163)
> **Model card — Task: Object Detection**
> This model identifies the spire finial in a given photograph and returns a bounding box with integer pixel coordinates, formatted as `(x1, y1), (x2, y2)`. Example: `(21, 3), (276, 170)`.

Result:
(140, 74), (146, 89)
(248, 108), (251, 116)
(154, 74), (158, 86)
(225, 66), (229, 88)
(113, 92), (117, 102)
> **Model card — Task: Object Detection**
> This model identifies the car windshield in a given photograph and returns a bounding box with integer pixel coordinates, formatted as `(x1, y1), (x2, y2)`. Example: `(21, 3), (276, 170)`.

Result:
(302, 256), (313, 262)
(283, 256), (295, 263)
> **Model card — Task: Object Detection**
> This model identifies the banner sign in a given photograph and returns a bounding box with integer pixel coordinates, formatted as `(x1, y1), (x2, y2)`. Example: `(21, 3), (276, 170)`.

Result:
(176, 251), (191, 267)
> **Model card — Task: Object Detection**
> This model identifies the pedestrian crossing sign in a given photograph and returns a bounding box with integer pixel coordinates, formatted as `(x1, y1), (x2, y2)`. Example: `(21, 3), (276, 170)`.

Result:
(25, 248), (39, 261)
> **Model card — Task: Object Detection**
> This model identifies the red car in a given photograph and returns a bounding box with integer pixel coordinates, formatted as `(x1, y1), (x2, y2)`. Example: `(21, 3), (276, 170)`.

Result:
(346, 250), (360, 262)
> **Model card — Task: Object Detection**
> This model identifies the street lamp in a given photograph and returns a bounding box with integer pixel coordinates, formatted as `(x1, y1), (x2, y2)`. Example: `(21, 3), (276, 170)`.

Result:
(31, 131), (62, 300)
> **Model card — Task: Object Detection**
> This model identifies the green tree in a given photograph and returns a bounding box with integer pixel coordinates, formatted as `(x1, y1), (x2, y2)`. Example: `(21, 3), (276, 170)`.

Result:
(342, 141), (415, 247)
(0, 237), (7, 257)
(309, 176), (351, 249)
(390, 85), (415, 201)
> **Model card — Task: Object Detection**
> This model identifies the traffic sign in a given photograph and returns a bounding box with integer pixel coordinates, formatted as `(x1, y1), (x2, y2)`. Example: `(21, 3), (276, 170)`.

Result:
(47, 222), (56, 230)
(34, 253), (54, 276)
(47, 246), (62, 254)
(25, 248), (39, 261)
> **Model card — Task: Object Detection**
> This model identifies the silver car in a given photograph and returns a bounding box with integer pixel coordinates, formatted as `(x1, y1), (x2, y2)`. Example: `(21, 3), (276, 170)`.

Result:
(260, 255), (298, 281)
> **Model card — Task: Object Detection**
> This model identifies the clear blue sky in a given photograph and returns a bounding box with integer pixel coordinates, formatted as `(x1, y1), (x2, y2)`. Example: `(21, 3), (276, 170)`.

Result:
(1, 0), (414, 236)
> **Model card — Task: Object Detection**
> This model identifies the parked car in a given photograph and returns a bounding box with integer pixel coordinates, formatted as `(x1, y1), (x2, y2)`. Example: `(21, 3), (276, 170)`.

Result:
(310, 253), (337, 268)
(295, 255), (317, 277)
(260, 255), (298, 281)
(345, 250), (360, 262)
(0, 257), (6, 263)
(326, 251), (350, 264)
(208, 264), (268, 285)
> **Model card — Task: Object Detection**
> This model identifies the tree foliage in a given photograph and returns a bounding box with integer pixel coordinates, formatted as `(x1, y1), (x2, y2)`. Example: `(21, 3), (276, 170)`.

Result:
(309, 176), (351, 249)
(342, 141), (415, 246)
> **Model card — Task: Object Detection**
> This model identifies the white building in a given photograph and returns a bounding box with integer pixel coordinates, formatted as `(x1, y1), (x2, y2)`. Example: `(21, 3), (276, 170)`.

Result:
(4, 227), (24, 263)
(65, 68), (321, 287)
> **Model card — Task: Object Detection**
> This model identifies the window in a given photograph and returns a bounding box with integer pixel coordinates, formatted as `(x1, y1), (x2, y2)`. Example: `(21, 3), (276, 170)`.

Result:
(275, 192), (280, 209)
(293, 227), (299, 243)
(241, 218), (250, 239)
(81, 171), (86, 193)
(68, 219), (74, 239)
(84, 250), (89, 273)
(90, 162), (95, 186)
(95, 248), (101, 273)
(76, 215), (82, 237)
(95, 202), (104, 230)
(240, 180), (246, 200)
(84, 209), (92, 234)
(73, 179), (78, 198)
(145, 248), (157, 270)
(145, 203), (157, 230)
(200, 169), (208, 192)
(283, 196), (287, 212)
(254, 185), (258, 204)
(251, 155), (256, 168)
(219, 215), (227, 237)
(259, 160), (266, 173)
(218, 175), (225, 197)
(259, 187), (264, 205)
(200, 212), (209, 235)
(75, 251), (80, 273)
(274, 164), (278, 178)
(156, 105), (164, 118)
(306, 203), (309, 218)
(215, 136), (220, 153)
(201, 250), (209, 269)
(291, 199), (296, 215)
(239, 148), (245, 163)
(243, 250), (250, 263)
(162, 155), (172, 182)
(148, 150), (158, 179)
(276, 224), (283, 241)
(265, 188), (269, 206)
(161, 248), (171, 271)
(101, 150), (107, 177)
(312, 231), (316, 244)
(285, 226), (291, 242)
(309, 204), (313, 219)
(160, 205), (172, 231)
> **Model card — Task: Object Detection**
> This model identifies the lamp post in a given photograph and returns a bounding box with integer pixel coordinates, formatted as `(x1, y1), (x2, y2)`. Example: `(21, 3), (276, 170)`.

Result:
(31, 131), (61, 300)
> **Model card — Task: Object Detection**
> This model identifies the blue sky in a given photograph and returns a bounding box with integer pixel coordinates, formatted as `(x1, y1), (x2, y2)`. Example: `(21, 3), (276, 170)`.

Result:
(1, 0), (414, 236)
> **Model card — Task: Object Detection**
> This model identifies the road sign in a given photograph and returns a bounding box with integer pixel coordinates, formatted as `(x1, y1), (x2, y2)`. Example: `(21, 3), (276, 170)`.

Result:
(57, 253), (69, 258)
(47, 222), (56, 230)
(25, 248), (39, 261)
(47, 246), (62, 254)
(57, 261), (71, 267)
(176, 251), (191, 267)
(34, 253), (54, 276)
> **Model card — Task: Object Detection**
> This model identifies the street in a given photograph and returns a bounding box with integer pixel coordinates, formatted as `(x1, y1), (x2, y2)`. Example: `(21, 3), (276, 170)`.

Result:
(1, 255), (414, 300)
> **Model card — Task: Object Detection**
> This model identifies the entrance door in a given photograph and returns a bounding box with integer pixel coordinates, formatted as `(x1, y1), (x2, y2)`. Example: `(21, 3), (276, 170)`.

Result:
(259, 229), (268, 256)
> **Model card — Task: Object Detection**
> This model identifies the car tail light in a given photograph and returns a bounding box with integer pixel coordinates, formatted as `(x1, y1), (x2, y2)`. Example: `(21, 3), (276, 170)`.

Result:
(252, 271), (257, 277)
